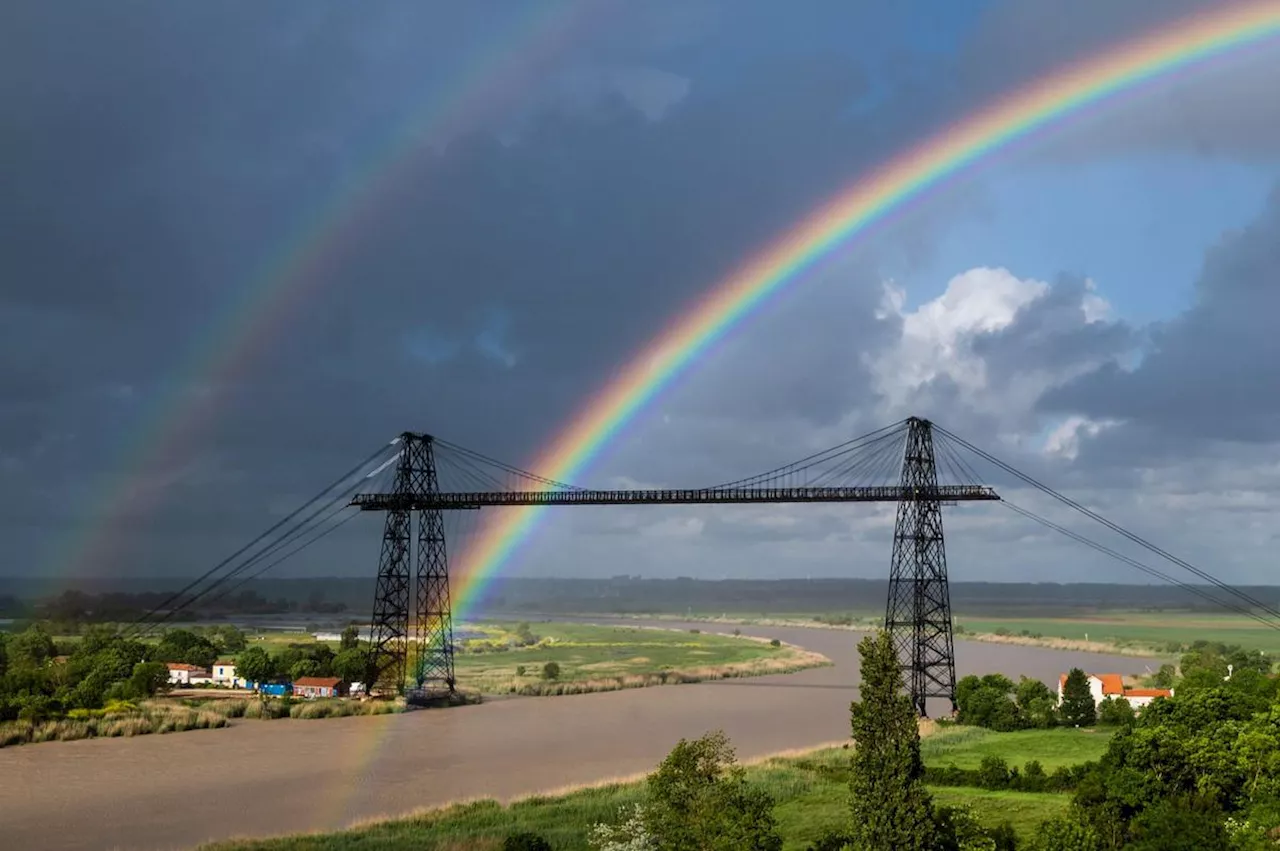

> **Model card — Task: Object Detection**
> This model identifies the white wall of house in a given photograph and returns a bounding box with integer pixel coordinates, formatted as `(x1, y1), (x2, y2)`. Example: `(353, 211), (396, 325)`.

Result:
(167, 667), (191, 685)
(212, 663), (237, 684)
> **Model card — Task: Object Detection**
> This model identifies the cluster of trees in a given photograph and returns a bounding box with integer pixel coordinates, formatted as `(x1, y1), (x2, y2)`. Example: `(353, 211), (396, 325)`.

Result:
(0, 624), (174, 722)
(957, 640), (1273, 735)
(1033, 667), (1280, 850)
(955, 673), (1067, 731)
(925, 757), (1092, 794)
(235, 625), (368, 687)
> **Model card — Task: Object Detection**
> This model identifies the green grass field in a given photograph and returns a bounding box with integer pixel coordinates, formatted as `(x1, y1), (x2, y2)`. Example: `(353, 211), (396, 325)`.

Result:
(450, 622), (813, 695)
(201, 725), (1096, 850)
(951, 611), (1280, 654)
(921, 725), (1113, 771)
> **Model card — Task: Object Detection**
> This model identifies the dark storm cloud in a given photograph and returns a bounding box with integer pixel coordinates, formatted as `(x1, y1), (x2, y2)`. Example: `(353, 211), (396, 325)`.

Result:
(1, 1), (970, 575)
(1043, 185), (1280, 449)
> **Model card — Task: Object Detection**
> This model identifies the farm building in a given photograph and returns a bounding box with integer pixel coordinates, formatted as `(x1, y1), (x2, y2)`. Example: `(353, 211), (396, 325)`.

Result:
(1058, 672), (1172, 710)
(166, 663), (211, 686)
(293, 676), (345, 698)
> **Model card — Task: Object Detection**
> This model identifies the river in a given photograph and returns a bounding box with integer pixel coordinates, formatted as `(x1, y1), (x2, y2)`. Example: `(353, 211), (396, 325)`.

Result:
(0, 619), (1154, 851)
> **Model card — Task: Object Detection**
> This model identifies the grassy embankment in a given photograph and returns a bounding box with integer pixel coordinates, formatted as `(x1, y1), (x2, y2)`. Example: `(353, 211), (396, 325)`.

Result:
(622, 609), (1278, 657)
(450, 622), (829, 696)
(201, 725), (1108, 851)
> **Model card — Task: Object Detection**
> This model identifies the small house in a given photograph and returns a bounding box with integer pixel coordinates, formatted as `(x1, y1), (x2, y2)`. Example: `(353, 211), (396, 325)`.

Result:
(1058, 672), (1171, 711)
(212, 661), (237, 685)
(166, 663), (203, 685)
(293, 676), (345, 699)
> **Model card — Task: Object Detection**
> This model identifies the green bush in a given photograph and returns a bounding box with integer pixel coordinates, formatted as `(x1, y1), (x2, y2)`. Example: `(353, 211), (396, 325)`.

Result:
(769, 639), (781, 648)
(502, 832), (551, 851)
(542, 661), (560, 681)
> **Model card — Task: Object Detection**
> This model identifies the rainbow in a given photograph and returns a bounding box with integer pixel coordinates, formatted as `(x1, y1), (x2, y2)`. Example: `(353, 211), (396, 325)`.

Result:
(48, 1), (607, 587)
(446, 1), (1280, 619)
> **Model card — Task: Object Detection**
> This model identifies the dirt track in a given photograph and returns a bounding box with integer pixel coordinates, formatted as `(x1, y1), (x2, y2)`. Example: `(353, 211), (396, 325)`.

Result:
(0, 620), (1154, 851)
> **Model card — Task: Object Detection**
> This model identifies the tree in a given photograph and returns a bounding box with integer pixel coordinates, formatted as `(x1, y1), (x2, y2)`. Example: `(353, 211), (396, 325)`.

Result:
(236, 647), (273, 690)
(9, 623), (56, 669)
(339, 625), (361, 651)
(215, 625), (247, 653)
(1060, 668), (1096, 727)
(128, 661), (171, 698)
(1097, 696), (1135, 727)
(932, 805), (999, 851)
(1127, 796), (1230, 851)
(1030, 814), (1101, 851)
(155, 629), (219, 669)
(1015, 677), (1059, 728)
(847, 630), (935, 851)
(956, 674), (1022, 731)
(1151, 663), (1177, 689)
(332, 648), (367, 684)
(290, 659), (320, 682)
(642, 730), (781, 851)
(542, 661), (560, 680)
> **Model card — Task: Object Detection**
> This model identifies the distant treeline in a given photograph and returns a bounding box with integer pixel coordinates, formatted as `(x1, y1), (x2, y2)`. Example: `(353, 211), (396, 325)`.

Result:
(3, 576), (1278, 620)
(2, 588), (347, 626)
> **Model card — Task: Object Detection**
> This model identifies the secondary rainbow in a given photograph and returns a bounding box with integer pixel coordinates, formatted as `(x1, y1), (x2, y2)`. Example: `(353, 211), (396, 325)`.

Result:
(47, 1), (607, 587)
(446, 1), (1280, 619)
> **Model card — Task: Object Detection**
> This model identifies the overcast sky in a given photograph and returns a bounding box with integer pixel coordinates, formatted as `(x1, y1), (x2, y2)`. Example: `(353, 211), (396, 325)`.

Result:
(4, 0), (1280, 591)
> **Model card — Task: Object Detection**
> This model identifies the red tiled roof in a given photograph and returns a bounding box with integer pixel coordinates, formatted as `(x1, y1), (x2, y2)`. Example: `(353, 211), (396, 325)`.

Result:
(214, 661), (235, 667)
(1122, 688), (1172, 698)
(166, 663), (200, 671)
(1058, 672), (1126, 694)
(294, 676), (341, 688)
(1096, 674), (1125, 695)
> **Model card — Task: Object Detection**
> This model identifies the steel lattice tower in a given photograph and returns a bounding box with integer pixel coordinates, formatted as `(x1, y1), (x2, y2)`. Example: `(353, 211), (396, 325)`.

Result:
(411, 440), (457, 697)
(366, 433), (457, 697)
(884, 417), (958, 717)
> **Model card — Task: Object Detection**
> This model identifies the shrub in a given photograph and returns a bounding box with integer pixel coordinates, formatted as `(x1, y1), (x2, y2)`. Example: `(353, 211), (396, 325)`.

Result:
(589, 803), (655, 850)
(542, 662), (561, 681)
(644, 732), (781, 850)
(1097, 696), (1136, 727)
(502, 833), (552, 851)
(769, 639), (781, 648)
(516, 665), (526, 677)
(977, 755), (1012, 790)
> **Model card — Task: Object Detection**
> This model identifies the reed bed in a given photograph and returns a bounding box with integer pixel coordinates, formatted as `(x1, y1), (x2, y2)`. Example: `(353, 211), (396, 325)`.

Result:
(0, 703), (228, 748)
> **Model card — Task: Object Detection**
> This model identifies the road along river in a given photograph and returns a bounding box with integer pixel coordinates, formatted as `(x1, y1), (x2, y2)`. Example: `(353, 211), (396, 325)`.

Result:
(0, 620), (1156, 851)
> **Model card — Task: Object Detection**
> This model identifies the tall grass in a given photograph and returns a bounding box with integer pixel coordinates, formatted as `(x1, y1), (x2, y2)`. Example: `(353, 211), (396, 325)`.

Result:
(0, 703), (228, 748)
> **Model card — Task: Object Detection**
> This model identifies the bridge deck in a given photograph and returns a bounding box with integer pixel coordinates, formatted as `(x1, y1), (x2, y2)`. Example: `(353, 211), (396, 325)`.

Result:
(351, 485), (999, 511)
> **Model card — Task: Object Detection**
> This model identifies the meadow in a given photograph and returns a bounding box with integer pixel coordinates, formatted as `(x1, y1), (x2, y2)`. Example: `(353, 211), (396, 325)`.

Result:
(640, 608), (1280, 657)
(199, 724), (1099, 850)
(450, 622), (830, 696)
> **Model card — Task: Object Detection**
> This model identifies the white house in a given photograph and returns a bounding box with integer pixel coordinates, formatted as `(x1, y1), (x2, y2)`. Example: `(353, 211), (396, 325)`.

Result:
(212, 661), (237, 685)
(166, 663), (210, 685)
(1058, 671), (1172, 711)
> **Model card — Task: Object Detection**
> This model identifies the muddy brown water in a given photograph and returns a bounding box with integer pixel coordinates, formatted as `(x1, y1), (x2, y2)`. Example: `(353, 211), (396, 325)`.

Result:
(0, 620), (1156, 851)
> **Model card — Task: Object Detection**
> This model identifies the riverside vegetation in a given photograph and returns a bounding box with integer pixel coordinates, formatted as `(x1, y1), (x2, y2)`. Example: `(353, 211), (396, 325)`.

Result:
(0, 619), (824, 747)
(204, 628), (1280, 850)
